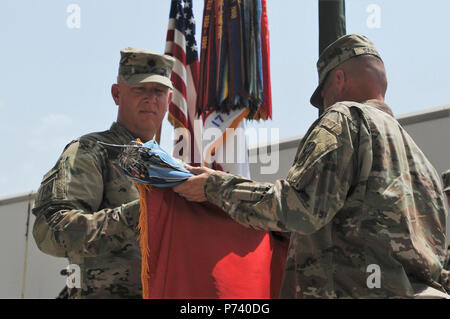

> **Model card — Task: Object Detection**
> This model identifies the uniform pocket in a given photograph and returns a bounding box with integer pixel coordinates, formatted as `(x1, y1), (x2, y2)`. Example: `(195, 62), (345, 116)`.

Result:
(286, 127), (340, 191)
(35, 169), (59, 205)
(35, 162), (67, 206)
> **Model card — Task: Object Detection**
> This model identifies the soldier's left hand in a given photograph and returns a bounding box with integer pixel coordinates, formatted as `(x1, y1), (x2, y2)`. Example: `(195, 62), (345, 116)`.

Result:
(173, 165), (215, 202)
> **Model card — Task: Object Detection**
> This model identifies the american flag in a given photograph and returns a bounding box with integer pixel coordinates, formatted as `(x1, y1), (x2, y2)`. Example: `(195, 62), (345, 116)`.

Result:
(165, 0), (202, 165)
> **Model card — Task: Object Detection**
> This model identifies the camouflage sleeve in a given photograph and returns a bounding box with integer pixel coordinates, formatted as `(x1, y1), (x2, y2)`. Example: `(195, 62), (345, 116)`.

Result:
(204, 110), (359, 234)
(32, 140), (140, 258)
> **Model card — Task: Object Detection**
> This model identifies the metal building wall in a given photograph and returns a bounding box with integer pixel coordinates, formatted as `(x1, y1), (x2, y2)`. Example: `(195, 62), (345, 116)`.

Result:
(0, 194), (67, 298)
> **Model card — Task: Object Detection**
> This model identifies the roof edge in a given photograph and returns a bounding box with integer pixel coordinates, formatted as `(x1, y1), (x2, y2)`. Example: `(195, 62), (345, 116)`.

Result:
(396, 104), (450, 126)
(0, 192), (36, 206)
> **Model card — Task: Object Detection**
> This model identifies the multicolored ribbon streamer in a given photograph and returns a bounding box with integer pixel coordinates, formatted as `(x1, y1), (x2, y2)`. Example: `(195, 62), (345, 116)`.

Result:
(197, 0), (272, 121)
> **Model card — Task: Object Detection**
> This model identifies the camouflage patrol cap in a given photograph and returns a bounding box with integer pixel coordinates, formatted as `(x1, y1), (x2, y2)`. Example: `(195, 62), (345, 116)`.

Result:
(119, 47), (175, 89)
(310, 34), (382, 108)
(442, 169), (450, 193)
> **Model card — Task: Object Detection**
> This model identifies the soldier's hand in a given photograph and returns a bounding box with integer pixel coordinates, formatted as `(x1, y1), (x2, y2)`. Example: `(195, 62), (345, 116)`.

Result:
(173, 165), (215, 202)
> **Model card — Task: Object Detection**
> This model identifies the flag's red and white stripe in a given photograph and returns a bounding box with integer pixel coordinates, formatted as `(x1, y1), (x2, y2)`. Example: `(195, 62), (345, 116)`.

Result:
(165, 1), (202, 165)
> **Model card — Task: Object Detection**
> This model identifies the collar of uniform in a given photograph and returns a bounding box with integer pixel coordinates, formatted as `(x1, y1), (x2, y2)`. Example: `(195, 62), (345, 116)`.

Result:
(362, 99), (394, 117)
(109, 122), (138, 145)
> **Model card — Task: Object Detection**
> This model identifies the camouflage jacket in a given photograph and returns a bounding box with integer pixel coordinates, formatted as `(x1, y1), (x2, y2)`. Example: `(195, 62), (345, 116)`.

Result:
(205, 100), (449, 298)
(32, 122), (142, 299)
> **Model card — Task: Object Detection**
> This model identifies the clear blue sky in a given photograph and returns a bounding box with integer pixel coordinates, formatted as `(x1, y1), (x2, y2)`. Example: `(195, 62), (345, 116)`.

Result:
(1, 0), (449, 197)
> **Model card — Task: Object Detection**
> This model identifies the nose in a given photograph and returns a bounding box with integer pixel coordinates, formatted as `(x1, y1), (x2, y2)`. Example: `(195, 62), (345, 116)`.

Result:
(142, 90), (158, 103)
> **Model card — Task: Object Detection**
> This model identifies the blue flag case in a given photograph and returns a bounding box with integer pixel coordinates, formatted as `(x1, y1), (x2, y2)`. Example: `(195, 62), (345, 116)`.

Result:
(100, 140), (194, 187)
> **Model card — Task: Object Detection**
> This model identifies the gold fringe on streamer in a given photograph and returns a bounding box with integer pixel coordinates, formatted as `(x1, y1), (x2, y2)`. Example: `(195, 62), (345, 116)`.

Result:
(136, 183), (152, 299)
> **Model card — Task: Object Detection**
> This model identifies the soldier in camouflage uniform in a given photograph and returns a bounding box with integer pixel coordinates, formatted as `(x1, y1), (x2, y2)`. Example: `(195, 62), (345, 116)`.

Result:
(442, 170), (450, 207)
(442, 170), (450, 277)
(174, 35), (450, 298)
(32, 48), (175, 298)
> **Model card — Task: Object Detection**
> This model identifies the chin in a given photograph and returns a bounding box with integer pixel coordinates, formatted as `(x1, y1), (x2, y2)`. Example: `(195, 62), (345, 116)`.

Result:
(139, 122), (157, 134)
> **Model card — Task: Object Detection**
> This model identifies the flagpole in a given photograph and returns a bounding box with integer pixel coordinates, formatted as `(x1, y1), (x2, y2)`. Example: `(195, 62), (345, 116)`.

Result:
(319, 0), (346, 55)
(318, 0), (346, 116)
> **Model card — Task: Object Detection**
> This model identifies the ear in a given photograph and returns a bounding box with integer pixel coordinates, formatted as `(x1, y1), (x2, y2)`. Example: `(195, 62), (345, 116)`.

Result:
(334, 69), (346, 94)
(111, 84), (120, 106)
(166, 90), (173, 110)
